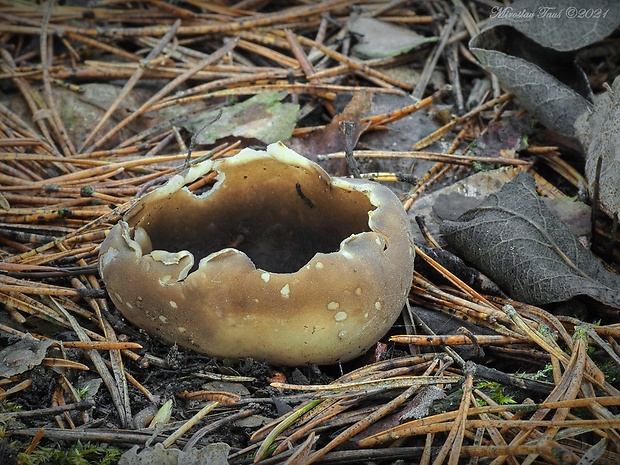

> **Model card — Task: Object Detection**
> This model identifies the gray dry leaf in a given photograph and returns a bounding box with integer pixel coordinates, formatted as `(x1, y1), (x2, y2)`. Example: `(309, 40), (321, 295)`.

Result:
(411, 167), (590, 246)
(348, 16), (437, 59)
(1, 83), (206, 150)
(469, 0), (620, 137)
(185, 91), (299, 145)
(119, 442), (230, 465)
(0, 336), (54, 378)
(575, 75), (620, 219)
(469, 116), (532, 159)
(399, 386), (446, 421)
(440, 171), (620, 308)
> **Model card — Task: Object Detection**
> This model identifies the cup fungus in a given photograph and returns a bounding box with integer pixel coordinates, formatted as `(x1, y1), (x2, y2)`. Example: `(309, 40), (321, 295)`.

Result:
(99, 142), (414, 365)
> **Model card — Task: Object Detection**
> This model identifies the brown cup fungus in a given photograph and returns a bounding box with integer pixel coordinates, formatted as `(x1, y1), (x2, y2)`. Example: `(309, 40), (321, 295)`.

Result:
(99, 142), (414, 365)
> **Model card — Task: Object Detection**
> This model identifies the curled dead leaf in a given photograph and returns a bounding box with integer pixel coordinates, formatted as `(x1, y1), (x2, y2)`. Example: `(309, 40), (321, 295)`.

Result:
(440, 171), (620, 307)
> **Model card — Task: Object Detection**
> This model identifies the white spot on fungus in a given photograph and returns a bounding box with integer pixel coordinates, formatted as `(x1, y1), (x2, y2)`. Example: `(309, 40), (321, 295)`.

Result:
(342, 250), (354, 259)
(126, 302), (133, 309)
(113, 292), (123, 303)
(178, 327), (187, 333)
(375, 301), (383, 310)
(338, 330), (347, 339)
(375, 237), (382, 245)
(159, 315), (168, 324)
(355, 287), (362, 296)
(364, 312), (369, 319)
(169, 300), (177, 308)
(315, 261), (324, 270)
(334, 311), (348, 322)
(280, 283), (290, 298)
(327, 301), (340, 310)
(261, 272), (270, 283)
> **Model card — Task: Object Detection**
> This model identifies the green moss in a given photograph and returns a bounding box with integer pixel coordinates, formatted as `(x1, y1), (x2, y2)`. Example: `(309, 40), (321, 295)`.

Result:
(518, 363), (553, 381)
(476, 381), (516, 406)
(17, 441), (123, 465)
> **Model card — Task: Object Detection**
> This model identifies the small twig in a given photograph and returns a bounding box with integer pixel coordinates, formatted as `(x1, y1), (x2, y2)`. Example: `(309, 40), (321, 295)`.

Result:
(178, 390), (240, 404)
(413, 93), (512, 150)
(0, 400), (95, 420)
(184, 110), (223, 169)
(85, 38), (239, 153)
(79, 19), (182, 152)
(318, 149), (532, 166)
(47, 296), (132, 428)
(442, 361), (475, 465)
(591, 155), (602, 244)
(341, 121), (361, 178)
(306, 382), (423, 464)
(272, 399), (349, 456)
(297, 34), (414, 91)
(40, 0), (77, 158)
(55, 341), (142, 350)
(503, 305), (605, 385)
(390, 334), (524, 346)
(608, 212), (619, 256)
(254, 399), (324, 463)
(412, 8), (460, 100)
(415, 245), (499, 311)
(285, 29), (319, 83)
(162, 401), (220, 448)
(183, 409), (254, 452)
(404, 124), (473, 211)
(8, 427), (176, 446)
(270, 375), (459, 393)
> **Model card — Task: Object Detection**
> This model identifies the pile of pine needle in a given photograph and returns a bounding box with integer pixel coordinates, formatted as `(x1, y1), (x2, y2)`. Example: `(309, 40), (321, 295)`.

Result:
(0, 1), (619, 464)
